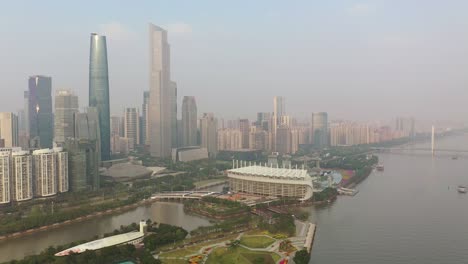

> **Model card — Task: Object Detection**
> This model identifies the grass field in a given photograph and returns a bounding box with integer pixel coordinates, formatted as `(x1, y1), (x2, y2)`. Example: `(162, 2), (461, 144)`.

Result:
(240, 235), (276, 248)
(161, 259), (188, 264)
(159, 234), (239, 258)
(194, 178), (227, 188)
(205, 247), (279, 264)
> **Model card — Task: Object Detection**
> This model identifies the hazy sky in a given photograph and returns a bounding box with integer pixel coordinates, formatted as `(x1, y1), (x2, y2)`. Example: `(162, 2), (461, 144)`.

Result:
(1, 0), (468, 123)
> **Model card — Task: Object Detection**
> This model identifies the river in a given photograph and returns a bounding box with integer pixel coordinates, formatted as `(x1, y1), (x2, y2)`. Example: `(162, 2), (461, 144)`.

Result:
(2, 135), (468, 263)
(309, 133), (468, 263)
(0, 197), (215, 262)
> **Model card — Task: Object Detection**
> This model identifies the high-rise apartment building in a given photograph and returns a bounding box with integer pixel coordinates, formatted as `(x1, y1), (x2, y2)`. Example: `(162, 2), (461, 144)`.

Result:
(28, 75), (53, 148)
(256, 112), (271, 131)
(0, 112), (18, 148)
(55, 148), (68, 193)
(0, 152), (10, 204)
(33, 149), (57, 197)
(110, 116), (122, 137)
(89, 33), (110, 161)
(239, 119), (250, 149)
(181, 96), (197, 147)
(276, 125), (292, 154)
(54, 90), (79, 145)
(249, 128), (269, 151)
(141, 91), (150, 145)
(149, 24), (173, 158)
(218, 129), (242, 151)
(200, 113), (218, 157)
(311, 112), (328, 147)
(124, 108), (140, 149)
(11, 151), (33, 201)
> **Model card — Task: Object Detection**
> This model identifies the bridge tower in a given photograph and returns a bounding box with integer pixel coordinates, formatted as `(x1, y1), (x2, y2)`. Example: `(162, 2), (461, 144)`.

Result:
(431, 125), (435, 156)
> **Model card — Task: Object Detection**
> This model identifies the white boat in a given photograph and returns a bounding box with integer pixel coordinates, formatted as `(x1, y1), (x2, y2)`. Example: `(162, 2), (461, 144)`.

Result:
(458, 186), (467, 193)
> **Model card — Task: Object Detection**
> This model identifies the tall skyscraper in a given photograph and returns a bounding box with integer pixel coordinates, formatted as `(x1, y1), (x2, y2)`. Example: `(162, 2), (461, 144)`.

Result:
(54, 90), (79, 145)
(311, 112), (328, 147)
(273, 96), (285, 118)
(89, 33), (110, 161)
(65, 138), (100, 191)
(124, 108), (140, 149)
(170, 81), (178, 148)
(141, 91), (150, 145)
(0, 112), (18, 147)
(23, 91), (29, 136)
(200, 113), (218, 157)
(181, 96), (197, 147)
(149, 24), (172, 158)
(28, 75), (53, 148)
(272, 96), (286, 152)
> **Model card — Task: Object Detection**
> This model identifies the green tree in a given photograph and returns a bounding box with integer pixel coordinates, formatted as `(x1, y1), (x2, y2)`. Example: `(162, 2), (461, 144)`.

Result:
(293, 249), (310, 264)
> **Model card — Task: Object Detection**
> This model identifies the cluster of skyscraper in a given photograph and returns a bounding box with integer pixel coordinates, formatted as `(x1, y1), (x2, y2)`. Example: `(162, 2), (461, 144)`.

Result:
(0, 32), (109, 196)
(111, 24), (200, 159)
(1, 22), (420, 179)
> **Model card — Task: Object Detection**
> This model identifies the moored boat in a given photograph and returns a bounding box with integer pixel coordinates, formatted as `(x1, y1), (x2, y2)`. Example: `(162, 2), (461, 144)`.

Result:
(458, 185), (466, 193)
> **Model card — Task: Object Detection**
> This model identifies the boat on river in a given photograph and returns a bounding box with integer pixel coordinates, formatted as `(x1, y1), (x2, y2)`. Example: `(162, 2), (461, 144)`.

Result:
(376, 164), (384, 171)
(458, 185), (467, 193)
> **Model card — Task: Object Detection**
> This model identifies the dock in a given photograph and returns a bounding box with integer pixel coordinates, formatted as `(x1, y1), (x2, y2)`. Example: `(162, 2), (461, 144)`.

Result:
(337, 187), (359, 196)
(304, 223), (317, 254)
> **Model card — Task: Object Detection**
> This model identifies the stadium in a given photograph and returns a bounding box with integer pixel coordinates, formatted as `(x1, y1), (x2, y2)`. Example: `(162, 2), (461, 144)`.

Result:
(227, 162), (314, 201)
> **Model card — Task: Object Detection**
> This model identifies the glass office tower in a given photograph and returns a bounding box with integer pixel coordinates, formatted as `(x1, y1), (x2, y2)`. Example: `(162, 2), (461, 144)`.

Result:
(28, 76), (53, 148)
(89, 33), (110, 160)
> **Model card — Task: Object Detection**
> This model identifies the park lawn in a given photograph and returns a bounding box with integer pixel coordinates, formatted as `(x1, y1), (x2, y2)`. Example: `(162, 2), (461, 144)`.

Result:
(159, 234), (239, 258)
(161, 259), (188, 264)
(206, 247), (277, 264)
(240, 235), (276, 248)
(270, 253), (282, 263)
(159, 247), (198, 258)
(194, 178), (226, 188)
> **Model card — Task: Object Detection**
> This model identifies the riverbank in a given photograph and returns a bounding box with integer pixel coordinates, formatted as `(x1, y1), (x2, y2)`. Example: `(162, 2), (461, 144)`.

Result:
(0, 198), (155, 241)
(184, 207), (249, 220)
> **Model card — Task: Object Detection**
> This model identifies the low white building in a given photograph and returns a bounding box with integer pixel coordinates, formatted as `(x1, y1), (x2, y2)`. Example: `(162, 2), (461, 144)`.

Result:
(55, 221), (147, 256)
(172, 146), (209, 162)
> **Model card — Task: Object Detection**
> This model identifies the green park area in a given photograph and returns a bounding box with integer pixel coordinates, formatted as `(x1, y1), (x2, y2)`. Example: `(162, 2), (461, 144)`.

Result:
(184, 196), (250, 218)
(239, 235), (275, 248)
(205, 247), (281, 264)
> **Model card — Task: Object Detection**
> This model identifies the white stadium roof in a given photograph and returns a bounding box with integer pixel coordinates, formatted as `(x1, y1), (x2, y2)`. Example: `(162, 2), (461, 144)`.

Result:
(228, 165), (309, 179)
(55, 232), (144, 256)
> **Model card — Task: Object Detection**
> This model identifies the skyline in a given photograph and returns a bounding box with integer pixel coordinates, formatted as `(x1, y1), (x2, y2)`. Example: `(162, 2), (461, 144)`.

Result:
(2, 1), (468, 123)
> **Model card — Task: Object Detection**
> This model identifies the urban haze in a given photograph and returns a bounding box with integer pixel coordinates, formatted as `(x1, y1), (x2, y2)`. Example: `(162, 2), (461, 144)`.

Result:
(0, 1), (468, 264)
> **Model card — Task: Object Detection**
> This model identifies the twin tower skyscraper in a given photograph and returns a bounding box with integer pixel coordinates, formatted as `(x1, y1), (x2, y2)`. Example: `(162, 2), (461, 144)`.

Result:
(89, 24), (180, 160)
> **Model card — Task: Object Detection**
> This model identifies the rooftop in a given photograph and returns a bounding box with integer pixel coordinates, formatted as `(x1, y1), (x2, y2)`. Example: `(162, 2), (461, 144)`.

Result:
(228, 165), (309, 179)
(55, 232), (143, 256)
